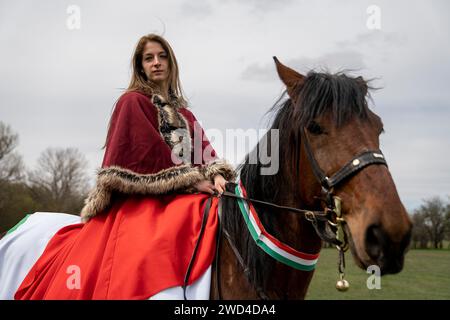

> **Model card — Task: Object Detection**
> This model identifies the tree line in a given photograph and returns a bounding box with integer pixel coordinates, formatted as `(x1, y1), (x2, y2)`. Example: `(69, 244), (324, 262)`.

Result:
(1, 121), (450, 248)
(0, 121), (90, 233)
(410, 197), (450, 249)
(321, 197), (450, 250)
(320, 196), (450, 250)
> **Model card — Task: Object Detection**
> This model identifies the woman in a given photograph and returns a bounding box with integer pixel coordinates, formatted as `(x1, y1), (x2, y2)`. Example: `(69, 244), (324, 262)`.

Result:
(81, 34), (235, 221)
(14, 34), (235, 299)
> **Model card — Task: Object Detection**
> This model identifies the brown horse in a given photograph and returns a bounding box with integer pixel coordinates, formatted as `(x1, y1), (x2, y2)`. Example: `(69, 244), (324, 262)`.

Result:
(210, 58), (412, 299)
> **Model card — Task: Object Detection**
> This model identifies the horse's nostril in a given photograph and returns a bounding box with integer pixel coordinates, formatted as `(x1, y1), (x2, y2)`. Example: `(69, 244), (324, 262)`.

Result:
(365, 224), (385, 260)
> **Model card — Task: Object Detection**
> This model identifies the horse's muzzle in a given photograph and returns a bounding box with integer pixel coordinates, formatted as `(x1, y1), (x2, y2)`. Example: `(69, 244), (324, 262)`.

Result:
(365, 224), (412, 275)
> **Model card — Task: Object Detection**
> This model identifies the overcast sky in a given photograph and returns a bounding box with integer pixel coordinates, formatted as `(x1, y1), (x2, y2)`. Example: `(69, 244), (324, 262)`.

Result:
(0, 0), (449, 211)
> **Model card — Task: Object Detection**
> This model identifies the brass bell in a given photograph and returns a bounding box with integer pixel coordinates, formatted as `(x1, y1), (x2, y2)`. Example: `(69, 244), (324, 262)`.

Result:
(336, 279), (349, 292)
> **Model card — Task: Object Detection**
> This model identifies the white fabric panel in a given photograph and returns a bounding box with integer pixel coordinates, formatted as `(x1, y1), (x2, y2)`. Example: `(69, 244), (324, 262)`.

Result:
(149, 266), (211, 300)
(0, 212), (212, 300)
(0, 212), (81, 299)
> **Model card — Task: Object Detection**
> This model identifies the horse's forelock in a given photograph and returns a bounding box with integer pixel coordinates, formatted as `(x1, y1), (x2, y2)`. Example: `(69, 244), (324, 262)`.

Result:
(292, 71), (371, 128)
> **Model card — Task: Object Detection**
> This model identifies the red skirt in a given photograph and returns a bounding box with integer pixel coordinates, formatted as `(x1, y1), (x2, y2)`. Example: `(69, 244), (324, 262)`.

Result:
(15, 193), (218, 299)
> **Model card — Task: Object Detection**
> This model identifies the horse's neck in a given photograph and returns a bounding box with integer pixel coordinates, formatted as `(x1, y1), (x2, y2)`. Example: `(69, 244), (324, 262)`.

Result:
(254, 165), (322, 253)
(237, 168), (321, 297)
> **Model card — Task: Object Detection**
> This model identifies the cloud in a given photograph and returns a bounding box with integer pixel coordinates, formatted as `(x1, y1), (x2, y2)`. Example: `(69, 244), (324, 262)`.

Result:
(240, 62), (277, 82)
(180, 0), (213, 19)
(241, 50), (366, 81)
(373, 98), (450, 211)
(223, 0), (294, 12)
(336, 31), (407, 49)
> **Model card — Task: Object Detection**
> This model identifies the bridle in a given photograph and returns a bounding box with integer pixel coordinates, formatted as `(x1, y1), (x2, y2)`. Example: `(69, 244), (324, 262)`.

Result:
(183, 128), (388, 300)
(299, 126), (388, 291)
(299, 126), (388, 247)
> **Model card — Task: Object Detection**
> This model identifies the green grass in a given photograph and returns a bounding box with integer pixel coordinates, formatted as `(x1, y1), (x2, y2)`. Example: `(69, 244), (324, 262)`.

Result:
(306, 248), (450, 300)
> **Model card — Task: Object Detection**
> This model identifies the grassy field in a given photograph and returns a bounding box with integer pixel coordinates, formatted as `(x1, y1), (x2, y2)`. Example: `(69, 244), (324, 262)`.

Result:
(306, 248), (450, 300)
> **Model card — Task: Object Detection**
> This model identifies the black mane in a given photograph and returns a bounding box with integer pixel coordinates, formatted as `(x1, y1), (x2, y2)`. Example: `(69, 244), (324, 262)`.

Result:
(222, 71), (371, 292)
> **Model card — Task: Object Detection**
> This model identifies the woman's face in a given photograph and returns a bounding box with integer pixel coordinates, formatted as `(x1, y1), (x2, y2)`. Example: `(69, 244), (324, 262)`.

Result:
(141, 41), (169, 85)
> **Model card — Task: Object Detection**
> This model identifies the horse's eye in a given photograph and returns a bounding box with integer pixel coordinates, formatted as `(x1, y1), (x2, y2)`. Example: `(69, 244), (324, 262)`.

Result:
(307, 121), (324, 135)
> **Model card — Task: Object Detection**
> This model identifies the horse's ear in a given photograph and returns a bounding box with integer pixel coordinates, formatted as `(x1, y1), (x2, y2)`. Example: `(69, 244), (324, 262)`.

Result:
(273, 56), (305, 98)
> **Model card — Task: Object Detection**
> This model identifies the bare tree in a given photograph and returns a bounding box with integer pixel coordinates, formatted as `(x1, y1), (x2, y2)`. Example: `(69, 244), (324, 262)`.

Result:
(0, 122), (24, 182)
(446, 198), (450, 248)
(414, 197), (448, 249)
(0, 122), (29, 232)
(0, 122), (18, 160)
(28, 147), (90, 214)
(411, 212), (429, 249)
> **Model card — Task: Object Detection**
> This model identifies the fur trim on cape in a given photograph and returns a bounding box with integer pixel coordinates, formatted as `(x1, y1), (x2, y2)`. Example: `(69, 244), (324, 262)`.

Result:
(80, 160), (235, 222)
(151, 94), (192, 164)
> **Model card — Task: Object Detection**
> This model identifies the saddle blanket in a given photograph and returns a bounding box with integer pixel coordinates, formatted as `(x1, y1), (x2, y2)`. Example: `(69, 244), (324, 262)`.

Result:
(0, 193), (218, 299)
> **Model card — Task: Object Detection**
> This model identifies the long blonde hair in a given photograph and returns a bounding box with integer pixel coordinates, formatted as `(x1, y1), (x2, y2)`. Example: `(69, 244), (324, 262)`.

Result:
(127, 34), (187, 107)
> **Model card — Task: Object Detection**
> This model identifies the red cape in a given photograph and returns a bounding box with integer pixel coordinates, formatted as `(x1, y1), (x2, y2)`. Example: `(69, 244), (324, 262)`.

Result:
(15, 91), (233, 300)
(102, 91), (217, 174)
(15, 193), (218, 299)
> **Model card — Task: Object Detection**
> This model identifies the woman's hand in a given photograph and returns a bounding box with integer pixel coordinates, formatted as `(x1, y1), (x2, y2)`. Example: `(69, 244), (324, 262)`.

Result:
(213, 174), (227, 195)
(193, 174), (228, 195)
(193, 179), (216, 194)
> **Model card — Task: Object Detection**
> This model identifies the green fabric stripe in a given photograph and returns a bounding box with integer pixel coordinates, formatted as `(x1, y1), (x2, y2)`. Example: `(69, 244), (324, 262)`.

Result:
(257, 240), (316, 271)
(235, 186), (316, 271)
(236, 196), (260, 240)
(6, 214), (31, 236)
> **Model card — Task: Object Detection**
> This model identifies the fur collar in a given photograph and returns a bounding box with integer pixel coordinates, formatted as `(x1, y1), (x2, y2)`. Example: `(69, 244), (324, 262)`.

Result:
(151, 94), (192, 164)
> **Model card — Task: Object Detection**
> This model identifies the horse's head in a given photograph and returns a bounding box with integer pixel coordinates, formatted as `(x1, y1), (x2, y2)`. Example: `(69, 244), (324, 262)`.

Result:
(274, 57), (412, 275)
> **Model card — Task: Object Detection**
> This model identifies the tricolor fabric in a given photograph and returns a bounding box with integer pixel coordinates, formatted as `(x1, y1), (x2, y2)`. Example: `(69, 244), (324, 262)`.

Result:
(0, 212), (81, 299)
(236, 182), (319, 271)
(14, 194), (219, 299)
